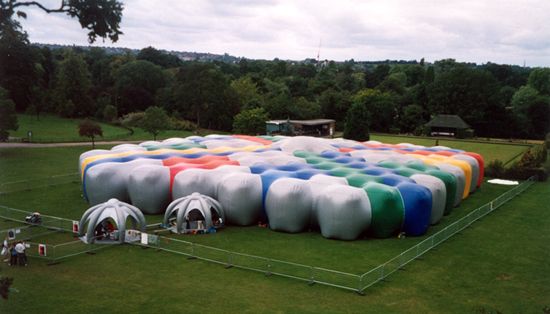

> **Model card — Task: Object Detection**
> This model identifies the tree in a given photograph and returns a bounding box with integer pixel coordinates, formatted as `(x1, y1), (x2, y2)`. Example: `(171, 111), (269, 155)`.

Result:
(0, 87), (18, 141)
(427, 67), (500, 135)
(233, 107), (269, 135)
(261, 78), (293, 119)
(84, 47), (115, 96)
(335, 61), (357, 92)
(78, 119), (102, 148)
(399, 104), (425, 134)
(230, 76), (263, 109)
(114, 60), (166, 114)
(0, 20), (37, 111)
(364, 63), (390, 88)
(137, 46), (182, 68)
(527, 68), (550, 95)
(352, 89), (396, 132)
(399, 64), (425, 87)
(0, 276), (14, 299)
(1, 0), (124, 43)
(139, 106), (170, 140)
(511, 86), (550, 138)
(378, 72), (407, 95)
(172, 62), (235, 129)
(318, 88), (351, 128)
(102, 104), (117, 121)
(290, 97), (321, 120)
(54, 51), (93, 117)
(344, 102), (370, 141)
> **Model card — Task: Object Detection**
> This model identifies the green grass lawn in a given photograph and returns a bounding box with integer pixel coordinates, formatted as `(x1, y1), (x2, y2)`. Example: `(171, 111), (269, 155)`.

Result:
(371, 134), (531, 164)
(0, 145), (549, 312)
(0, 181), (547, 313)
(0, 146), (514, 271)
(8, 114), (194, 143)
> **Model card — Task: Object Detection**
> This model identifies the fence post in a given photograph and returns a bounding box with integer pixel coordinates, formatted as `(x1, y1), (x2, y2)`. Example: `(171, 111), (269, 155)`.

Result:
(188, 242), (196, 260)
(308, 266), (315, 286)
(47, 244), (59, 266)
(265, 258), (272, 276)
(356, 276), (365, 296)
(225, 252), (233, 269)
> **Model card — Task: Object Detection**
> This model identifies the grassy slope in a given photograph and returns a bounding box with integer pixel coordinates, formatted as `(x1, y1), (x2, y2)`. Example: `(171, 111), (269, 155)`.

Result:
(9, 114), (193, 142)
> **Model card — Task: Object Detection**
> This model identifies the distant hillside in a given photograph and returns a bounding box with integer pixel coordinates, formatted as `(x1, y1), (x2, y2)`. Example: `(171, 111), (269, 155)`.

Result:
(33, 43), (432, 67)
(33, 43), (241, 63)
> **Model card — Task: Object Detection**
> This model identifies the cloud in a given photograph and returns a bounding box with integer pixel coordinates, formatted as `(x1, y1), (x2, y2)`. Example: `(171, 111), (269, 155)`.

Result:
(16, 0), (550, 66)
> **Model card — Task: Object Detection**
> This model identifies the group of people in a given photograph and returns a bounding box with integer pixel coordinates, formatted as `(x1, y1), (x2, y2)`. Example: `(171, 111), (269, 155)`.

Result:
(2, 239), (28, 267)
(94, 219), (116, 241)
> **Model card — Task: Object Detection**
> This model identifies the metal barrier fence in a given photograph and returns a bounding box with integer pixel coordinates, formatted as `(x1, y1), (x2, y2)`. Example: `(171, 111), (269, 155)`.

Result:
(129, 176), (535, 294)
(0, 205), (75, 232)
(357, 176), (536, 294)
(0, 172), (79, 195)
(0, 177), (536, 294)
(0, 225), (115, 264)
(134, 236), (362, 292)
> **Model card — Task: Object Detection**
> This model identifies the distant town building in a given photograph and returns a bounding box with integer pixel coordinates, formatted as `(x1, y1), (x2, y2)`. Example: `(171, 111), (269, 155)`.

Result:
(425, 114), (473, 138)
(266, 119), (336, 137)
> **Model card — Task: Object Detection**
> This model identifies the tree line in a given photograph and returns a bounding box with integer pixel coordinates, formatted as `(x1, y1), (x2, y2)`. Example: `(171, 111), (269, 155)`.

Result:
(1, 28), (550, 140)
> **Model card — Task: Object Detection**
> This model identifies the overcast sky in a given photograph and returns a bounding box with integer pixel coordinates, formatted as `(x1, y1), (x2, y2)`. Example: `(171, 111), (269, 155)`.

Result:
(19, 0), (550, 66)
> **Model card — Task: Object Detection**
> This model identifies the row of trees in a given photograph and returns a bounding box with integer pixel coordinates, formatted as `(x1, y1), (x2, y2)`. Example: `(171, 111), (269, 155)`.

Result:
(1, 22), (549, 140)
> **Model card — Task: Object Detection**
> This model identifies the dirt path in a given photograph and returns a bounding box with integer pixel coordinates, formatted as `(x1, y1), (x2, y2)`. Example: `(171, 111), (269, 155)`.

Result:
(0, 140), (142, 148)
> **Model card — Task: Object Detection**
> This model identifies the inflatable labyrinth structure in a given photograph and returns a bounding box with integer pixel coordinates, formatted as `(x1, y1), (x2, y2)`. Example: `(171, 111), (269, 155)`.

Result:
(79, 135), (485, 240)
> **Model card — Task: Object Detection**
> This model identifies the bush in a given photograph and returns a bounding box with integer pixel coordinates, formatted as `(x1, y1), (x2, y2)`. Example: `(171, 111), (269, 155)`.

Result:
(170, 118), (196, 131)
(57, 99), (75, 118)
(490, 145), (549, 181)
(102, 105), (118, 122)
(485, 159), (506, 178)
(505, 163), (547, 181)
(389, 127), (400, 134)
(517, 145), (547, 168)
(119, 111), (145, 127)
(413, 126), (424, 136)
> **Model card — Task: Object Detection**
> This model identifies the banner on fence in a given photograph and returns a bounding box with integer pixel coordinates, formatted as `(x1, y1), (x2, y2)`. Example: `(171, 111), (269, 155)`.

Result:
(124, 230), (141, 243)
(38, 244), (47, 256)
(72, 221), (79, 233)
(147, 234), (159, 246)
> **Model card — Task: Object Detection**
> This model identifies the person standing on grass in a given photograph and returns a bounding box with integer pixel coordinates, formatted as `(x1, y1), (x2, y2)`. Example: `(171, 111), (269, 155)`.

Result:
(15, 241), (27, 266)
(1, 238), (8, 262)
(9, 244), (18, 266)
